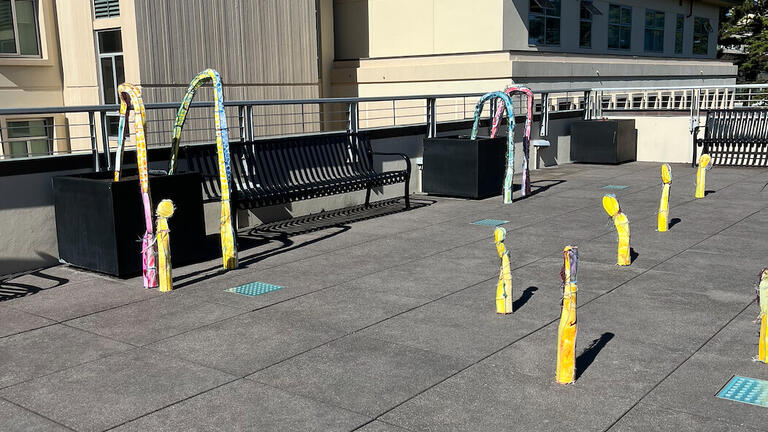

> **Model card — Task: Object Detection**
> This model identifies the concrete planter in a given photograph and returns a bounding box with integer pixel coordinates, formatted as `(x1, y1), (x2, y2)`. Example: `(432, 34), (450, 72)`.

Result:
(571, 119), (637, 164)
(422, 136), (506, 199)
(52, 171), (208, 277)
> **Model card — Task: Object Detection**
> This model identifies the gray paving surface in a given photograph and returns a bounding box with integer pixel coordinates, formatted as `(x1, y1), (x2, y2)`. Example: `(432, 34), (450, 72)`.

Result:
(1, 162), (768, 431)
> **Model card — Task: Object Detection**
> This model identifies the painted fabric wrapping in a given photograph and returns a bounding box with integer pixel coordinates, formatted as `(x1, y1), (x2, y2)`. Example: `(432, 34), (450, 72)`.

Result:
(557, 245), (578, 384)
(471, 91), (516, 204)
(490, 86), (534, 197)
(168, 69), (238, 270)
(113, 83), (157, 288)
(695, 153), (712, 199)
(494, 227), (513, 314)
(757, 268), (768, 363)
(657, 164), (672, 232)
(602, 194), (631, 266)
(155, 199), (175, 293)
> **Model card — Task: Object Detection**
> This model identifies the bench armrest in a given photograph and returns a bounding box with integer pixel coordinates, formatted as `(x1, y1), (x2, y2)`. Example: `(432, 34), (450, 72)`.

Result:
(371, 151), (412, 175)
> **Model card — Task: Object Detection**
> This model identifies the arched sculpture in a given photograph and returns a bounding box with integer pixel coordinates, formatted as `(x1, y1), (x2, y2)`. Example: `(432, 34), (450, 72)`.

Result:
(490, 86), (535, 197)
(167, 69), (238, 270)
(470, 91), (516, 204)
(113, 83), (157, 288)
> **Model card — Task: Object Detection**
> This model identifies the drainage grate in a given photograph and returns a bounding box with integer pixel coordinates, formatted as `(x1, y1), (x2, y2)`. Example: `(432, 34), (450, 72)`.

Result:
(602, 185), (629, 190)
(471, 219), (509, 226)
(226, 282), (284, 296)
(717, 376), (768, 407)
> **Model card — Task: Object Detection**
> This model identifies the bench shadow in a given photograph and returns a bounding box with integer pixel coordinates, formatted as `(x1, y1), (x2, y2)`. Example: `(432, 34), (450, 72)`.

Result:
(172, 198), (434, 290)
(575, 332), (615, 381)
(513, 286), (538, 312)
(0, 270), (69, 302)
(668, 218), (681, 229)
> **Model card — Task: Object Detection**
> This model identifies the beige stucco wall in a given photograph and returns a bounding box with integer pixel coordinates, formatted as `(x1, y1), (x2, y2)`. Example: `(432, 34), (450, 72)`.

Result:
(606, 113), (694, 164)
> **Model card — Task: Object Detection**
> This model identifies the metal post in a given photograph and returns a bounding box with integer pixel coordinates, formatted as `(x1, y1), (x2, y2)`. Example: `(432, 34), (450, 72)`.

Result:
(237, 105), (245, 142)
(539, 92), (549, 137)
(583, 91), (591, 120)
(426, 98), (437, 138)
(346, 102), (359, 134)
(246, 105), (254, 141)
(89, 111), (99, 171)
(392, 100), (396, 126)
(301, 103), (305, 133)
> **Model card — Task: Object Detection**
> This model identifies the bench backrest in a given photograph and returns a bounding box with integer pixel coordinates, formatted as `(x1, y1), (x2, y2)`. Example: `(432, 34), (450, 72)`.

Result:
(704, 108), (768, 141)
(183, 133), (374, 201)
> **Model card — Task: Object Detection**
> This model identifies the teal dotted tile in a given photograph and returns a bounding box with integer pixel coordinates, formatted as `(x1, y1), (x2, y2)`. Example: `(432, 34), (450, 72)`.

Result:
(226, 282), (284, 296)
(471, 219), (509, 226)
(717, 376), (768, 408)
(602, 185), (629, 190)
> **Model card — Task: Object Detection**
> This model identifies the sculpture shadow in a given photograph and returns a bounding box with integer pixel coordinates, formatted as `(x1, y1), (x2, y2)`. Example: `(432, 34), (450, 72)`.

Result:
(630, 248), (639, 264)
(575, 332), (615, 381)
(0, 270), (69, 302)
(512, 179), (566, 201)
(668, 218), (681, 229)
(513, 286), (538, 312)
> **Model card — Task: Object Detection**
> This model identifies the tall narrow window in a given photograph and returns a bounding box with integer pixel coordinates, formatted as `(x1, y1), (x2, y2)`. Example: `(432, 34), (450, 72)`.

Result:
(675, 14), (684, 54)
(579, 2), (593, 48)
(693, 17), (711, 55)
(644, 10), (664, 52)
(608, 4), (632, 50)
(93, 0), (119, 19)
(0, 0), (40, 56)
(96, 29), (124, 137)
(3, 118), (52, 158)
(529, 0), (561, 46)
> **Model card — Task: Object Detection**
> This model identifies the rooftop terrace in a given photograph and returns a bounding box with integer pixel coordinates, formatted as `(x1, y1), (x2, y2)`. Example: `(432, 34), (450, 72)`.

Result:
(1, 162), (767, 431)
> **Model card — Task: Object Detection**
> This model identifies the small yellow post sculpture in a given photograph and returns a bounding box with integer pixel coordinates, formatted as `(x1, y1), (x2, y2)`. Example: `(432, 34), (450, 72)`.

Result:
(603, 194), (631, 266)
(757, 268), (768, 363)
(556, 246), (578, 384)
(494, 227), (513, 314)
(657, 164), (672, 232)
(155, 199), (175, 292)
(695, 154), (712, 199)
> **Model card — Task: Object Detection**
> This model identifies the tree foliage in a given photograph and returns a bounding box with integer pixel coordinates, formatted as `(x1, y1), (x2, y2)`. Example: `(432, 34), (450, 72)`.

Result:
(719, 0), (768, 82)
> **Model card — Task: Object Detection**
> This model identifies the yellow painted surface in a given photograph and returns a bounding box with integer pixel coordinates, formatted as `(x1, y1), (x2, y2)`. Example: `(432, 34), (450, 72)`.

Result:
(156, 200), (175, 293)
(758, 269), (768, 362)
(494, 227), (512, 314)
(695, 154), (711, 199)
(556, 246), (578, 384)
(657, 164), (672, 232)
(603, 195), (631, 266)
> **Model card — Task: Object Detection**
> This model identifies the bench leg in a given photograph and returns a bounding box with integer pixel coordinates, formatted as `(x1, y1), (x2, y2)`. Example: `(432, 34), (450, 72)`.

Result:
(365, 185), (372, 207)
(404, 180), (410, 209)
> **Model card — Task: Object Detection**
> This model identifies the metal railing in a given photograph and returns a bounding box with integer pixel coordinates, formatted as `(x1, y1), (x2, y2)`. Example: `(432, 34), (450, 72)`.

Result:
(1, 84), (766, 167)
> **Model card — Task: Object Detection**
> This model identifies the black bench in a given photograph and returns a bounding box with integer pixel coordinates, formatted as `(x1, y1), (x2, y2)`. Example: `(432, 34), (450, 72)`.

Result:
(183, 132), (411, 227)
(693, 108), (768, 167)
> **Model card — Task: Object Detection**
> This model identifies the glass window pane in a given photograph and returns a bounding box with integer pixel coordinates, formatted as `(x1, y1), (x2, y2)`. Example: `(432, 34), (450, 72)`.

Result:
(580, 21), (591, 48)
(655, 12), (664, 28)
(114, 54), (124, 84)
(609, 5), (619, 24)
(580, 4), (590, 20)
(98, 29), (122, 54)
(620, 27), (631, 49)
(8, 140), (27, 157)
(529, 0), (543, 14)
(28, 138), (49, 156)
(0, 0), (16, 54)
(645, 11), (654, 27)
(7, 120), (29, 138)
(620, 7), (631, 25)
(106, 115), (119, 137)
(15, 0), (38, 55)
(100, 57), (116, 104)
(528, 15), (544, 44)
(608, 25), (619, 48)
(548, 0), (561, 17)
(545, 17), (560, 45)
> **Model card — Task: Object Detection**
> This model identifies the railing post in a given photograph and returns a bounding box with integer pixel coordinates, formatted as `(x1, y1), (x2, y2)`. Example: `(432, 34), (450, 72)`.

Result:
(237, 105), (245, 142)
(539, 92), (549, 137)
(346, 101), (359, 134)
(426, 97), (437, 138)
(89, 111), (99, 171)
(99, 111), (112, 172)
(583, 91), (591, 120)
(246, 105), (254, 141)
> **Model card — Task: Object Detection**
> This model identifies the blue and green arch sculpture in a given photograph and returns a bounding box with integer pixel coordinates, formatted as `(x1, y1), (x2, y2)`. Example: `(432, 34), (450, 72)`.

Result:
(470, 91), (516, 203)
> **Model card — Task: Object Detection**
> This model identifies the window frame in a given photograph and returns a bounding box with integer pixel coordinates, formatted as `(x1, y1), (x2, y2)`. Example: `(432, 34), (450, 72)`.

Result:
(95, 28), (124, 139)
(528, 0), (562, 47)
(607, 4), (632, 50)
(674, 14), (684, 54)
(2, 117), (53, 159)
(693, 16), (711, 55)
(644, 9), (665, 53)
(0, 0), (41, 58)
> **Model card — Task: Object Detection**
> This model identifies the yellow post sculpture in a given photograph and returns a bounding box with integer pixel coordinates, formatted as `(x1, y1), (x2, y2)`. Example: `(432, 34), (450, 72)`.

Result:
(657, 164), (672, 232)
(494, 227), (513, 314)
(557, 246), (578, 384)
(603, 194), (631, 266)
(757, 268), (768, 363)
(155, 200), (175, 292)
(695, 154), (712, 199)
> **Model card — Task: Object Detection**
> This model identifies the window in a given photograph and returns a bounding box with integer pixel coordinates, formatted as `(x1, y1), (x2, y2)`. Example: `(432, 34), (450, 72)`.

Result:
(644, 10), (664, 52)
(693, 17), (711, 55)
(608, 4), (632, 50)
(529, 0), (561, 46)
(674, 14), (684, 54)
(93, 0), (119, 19)
(579, 2), (593, 48)
(3, 118), (52, 158)
(0, 0), (40, 56)
(96, 29), (124, 137)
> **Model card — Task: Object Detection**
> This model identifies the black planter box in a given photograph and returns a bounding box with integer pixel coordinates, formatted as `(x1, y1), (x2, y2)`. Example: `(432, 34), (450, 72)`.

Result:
(52, 171), (208, 277)
(423, 136), (506, 199)
(571, 119), (637, 164)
